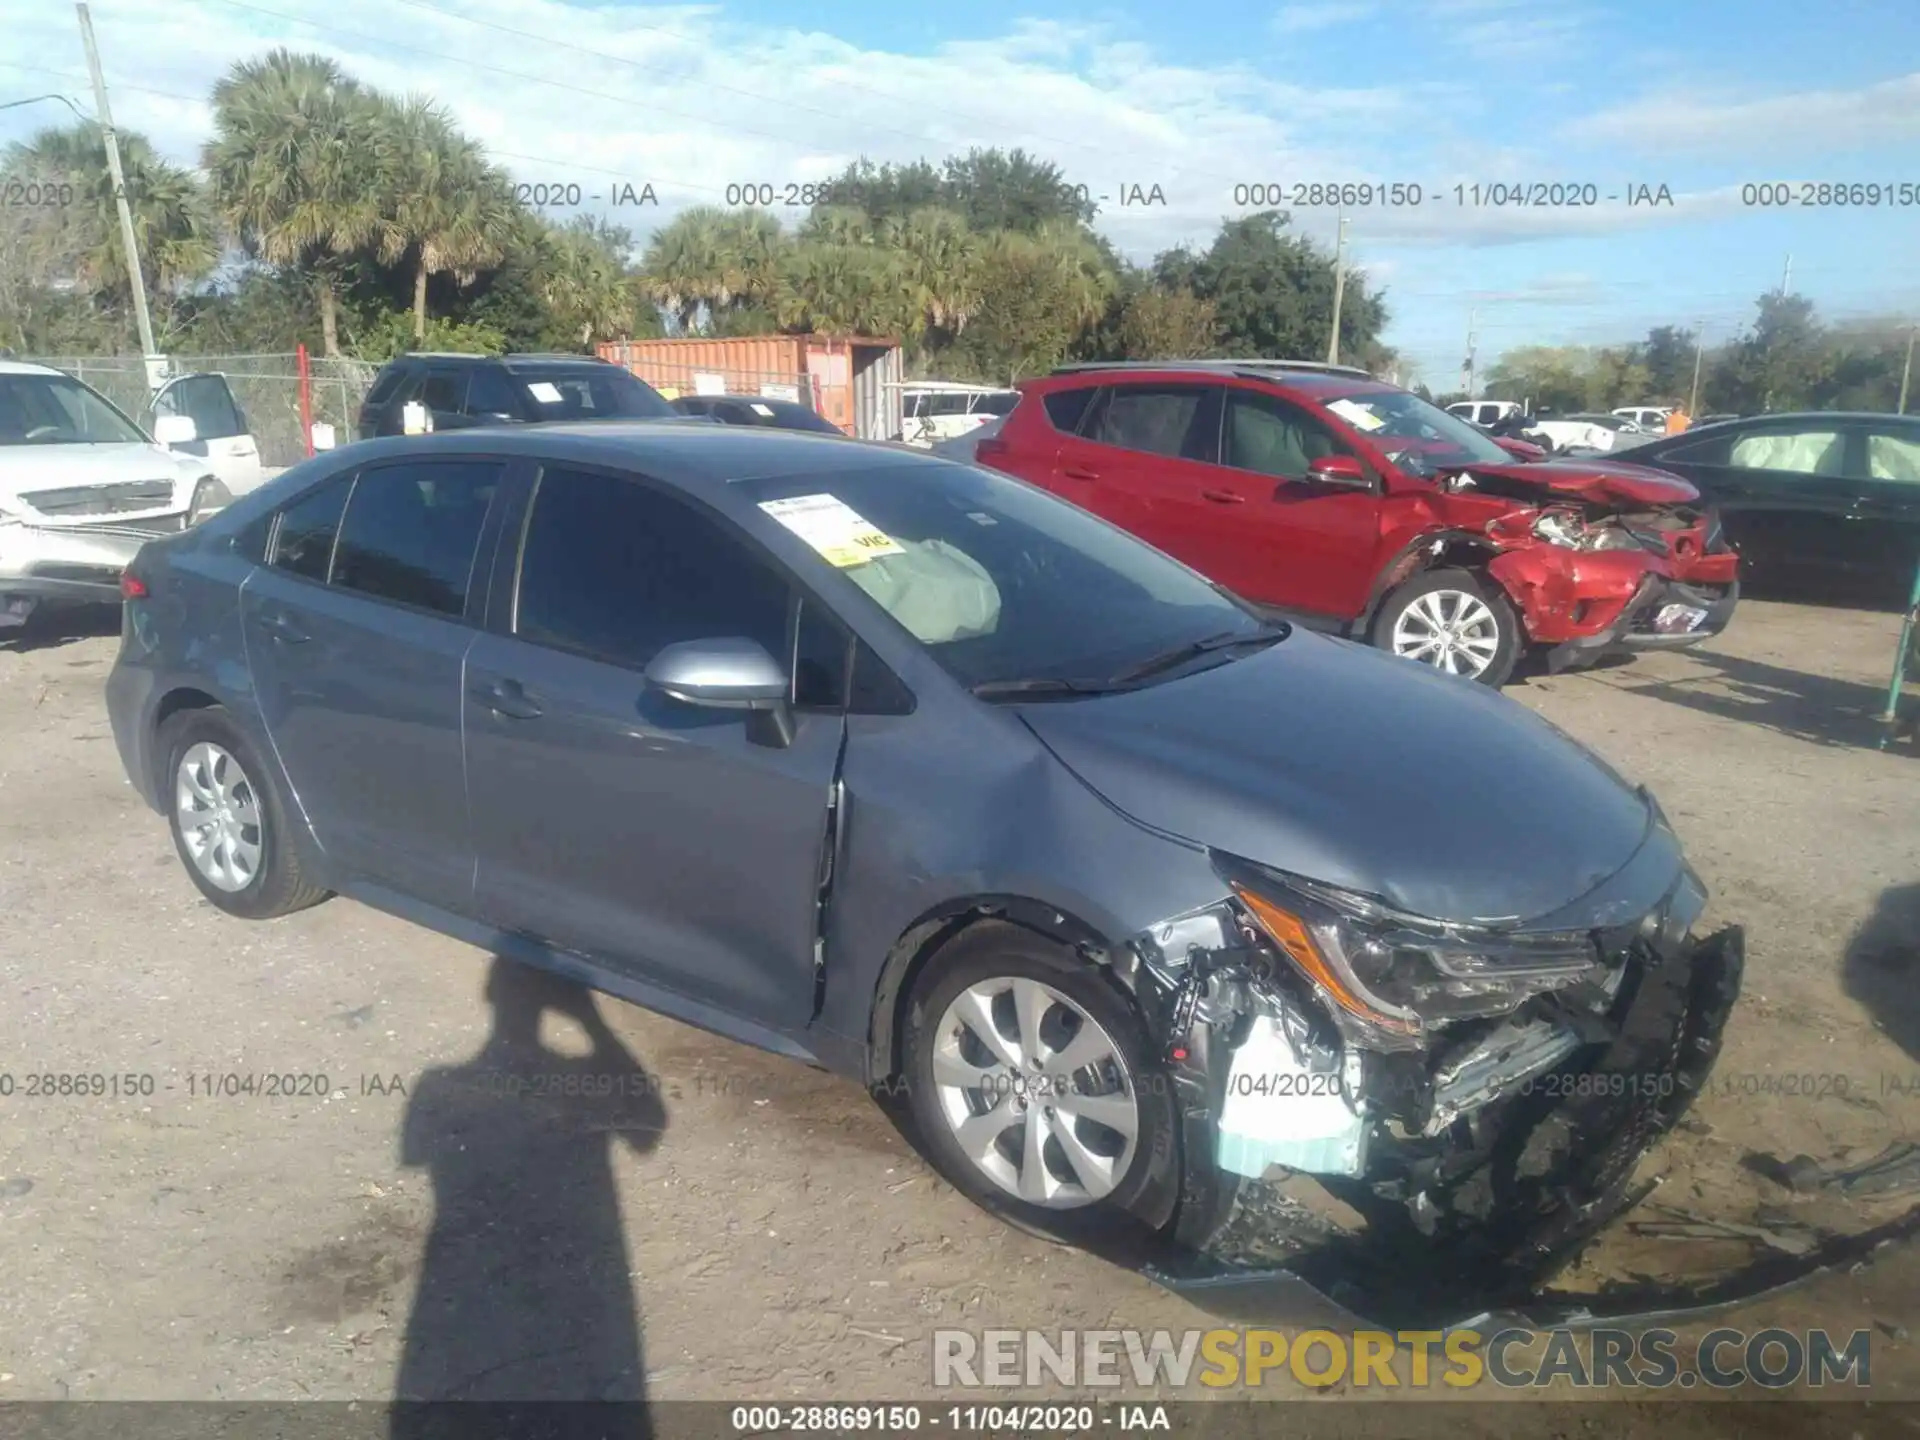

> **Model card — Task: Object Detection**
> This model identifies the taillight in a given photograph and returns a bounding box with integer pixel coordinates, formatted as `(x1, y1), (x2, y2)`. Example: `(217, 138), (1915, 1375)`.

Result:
(120, 570), (148, 600)
(975, 438), (1009, 464)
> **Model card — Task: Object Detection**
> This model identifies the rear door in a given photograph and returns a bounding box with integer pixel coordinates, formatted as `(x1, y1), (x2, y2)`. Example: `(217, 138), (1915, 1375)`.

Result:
(240, 456), (506, 910)
(149, 373), (265, 496)
(1053, 382), (1222, 555)
(461, 461), (844, 1033)
(419, 367), (475, 431)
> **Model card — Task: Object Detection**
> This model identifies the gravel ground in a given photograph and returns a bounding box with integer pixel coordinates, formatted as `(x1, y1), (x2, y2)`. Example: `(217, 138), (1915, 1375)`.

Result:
(0, 598), (1915, 1412)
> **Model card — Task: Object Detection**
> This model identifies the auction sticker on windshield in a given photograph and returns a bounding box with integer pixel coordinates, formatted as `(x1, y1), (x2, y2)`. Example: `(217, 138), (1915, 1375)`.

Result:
(526, 381), (564, 404)
(1326, 398), (1387, 431)
(760, 494), (904, 567)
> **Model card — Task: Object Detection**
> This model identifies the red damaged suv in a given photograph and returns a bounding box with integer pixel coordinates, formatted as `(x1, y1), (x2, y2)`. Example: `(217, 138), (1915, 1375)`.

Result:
(973, 361), (1739, 686)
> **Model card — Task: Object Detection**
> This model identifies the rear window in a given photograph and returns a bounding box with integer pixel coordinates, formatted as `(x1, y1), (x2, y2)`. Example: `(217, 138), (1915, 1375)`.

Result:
(512, 366), (673, 420)
(1041, 387), (1095, 434)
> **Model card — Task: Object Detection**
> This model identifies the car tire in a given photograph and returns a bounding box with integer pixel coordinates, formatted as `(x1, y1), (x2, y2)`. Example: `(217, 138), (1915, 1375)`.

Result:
(160, 706), (330, 920)
(901, 923), (1176, 1240)
(1371, 568), (1521, 687)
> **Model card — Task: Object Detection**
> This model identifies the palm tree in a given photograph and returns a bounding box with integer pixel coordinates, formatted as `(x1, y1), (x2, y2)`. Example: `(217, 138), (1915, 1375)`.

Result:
(883, 206), (982, 341)
(639, 206), (736, 331)
(538, 217), (638, 345)
(202, 49), (385, 356)
(4, 123), (218, 339)
(370, 95), (518, 340)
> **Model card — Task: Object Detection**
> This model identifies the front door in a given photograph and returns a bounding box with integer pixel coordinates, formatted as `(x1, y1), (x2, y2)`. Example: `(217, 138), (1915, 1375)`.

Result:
(240, 456), (504, 910)
(150, 373), (265, 495)
(463, 462), (842, 1033)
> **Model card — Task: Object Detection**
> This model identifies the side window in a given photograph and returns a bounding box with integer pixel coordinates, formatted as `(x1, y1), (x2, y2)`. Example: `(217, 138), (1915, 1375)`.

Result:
(420, 370), (467, 413)
(154, 375), (246, 439)
(1867, 432), (1920, 483)
(1042, 388), (1096, 434)
(330, 461), (500, 617)
(362, 367), (407, 407)
(1660, 433), (1731, 464)
(270, 472), (354, 582)
(793, 597), (850, 709)
(1728, 428), (1848, 476)
(1086, 384), (1217, 461)
(1223, 389), (1350, 480)
(849, 639), (914, 715)
(514, 466), (791, 675)
(463, 367), (523, 419)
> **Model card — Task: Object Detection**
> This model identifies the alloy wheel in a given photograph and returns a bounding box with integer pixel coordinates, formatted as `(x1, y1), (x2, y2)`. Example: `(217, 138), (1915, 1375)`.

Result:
(929, 976), (1139, 1209)
(1390, 589), (1503, 678)
(175, 741), (264, 893)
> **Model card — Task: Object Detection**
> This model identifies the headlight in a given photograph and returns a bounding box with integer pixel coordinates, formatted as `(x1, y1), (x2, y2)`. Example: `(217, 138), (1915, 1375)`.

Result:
(1220, 859), (1606, 1051)
(1532, 511), (1642, 551)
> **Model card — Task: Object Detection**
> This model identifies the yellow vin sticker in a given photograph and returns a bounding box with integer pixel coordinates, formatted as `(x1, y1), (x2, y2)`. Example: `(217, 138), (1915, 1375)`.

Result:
(759, 494), (905, 568)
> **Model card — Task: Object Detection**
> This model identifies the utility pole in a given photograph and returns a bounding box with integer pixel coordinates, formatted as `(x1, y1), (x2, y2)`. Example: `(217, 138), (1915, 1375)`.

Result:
(1779, 253), (1792, 296)
(1326, 212), (1350, 365)
(76, 2), (159, 384)
(1900, 323), (1916, 416)
(1462, 308), (1478, 397)
(1688, 321), (1705, 415)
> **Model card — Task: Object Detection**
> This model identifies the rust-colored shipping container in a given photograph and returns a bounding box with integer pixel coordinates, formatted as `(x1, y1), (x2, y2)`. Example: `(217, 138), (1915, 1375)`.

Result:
(598, 335), (905, 441)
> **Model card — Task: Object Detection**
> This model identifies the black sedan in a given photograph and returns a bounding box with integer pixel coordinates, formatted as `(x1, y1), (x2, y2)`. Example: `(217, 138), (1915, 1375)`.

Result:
(670, 394), (846, 435)
(1627, 411), (1920, 603)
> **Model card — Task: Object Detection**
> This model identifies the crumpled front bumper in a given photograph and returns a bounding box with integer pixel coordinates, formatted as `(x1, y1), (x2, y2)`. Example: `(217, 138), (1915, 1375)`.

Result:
(1486, 540), (1740, 670)
(0, 517), (182, 621)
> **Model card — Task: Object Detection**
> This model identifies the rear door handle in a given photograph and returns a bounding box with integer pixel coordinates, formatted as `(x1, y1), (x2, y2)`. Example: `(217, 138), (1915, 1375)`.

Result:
(258, 609), (310, 644)
(1200, 489), (1245, 504)
(471, 678), (543, 720)
(1060, 465), (1100, 481)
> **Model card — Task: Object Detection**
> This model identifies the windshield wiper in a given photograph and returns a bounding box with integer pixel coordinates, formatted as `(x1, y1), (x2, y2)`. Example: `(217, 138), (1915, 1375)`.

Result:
(968, 676), (1133, 700)
(1107, 625), (1290, 686)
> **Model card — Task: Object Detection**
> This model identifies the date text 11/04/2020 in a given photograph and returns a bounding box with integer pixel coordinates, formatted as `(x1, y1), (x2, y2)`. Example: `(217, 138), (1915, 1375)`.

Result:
(1228, 182), (1675, 208)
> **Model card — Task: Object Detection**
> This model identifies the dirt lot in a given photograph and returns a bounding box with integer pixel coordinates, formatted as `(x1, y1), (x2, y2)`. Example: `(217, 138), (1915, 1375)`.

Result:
(1, 598), (1916, 1413)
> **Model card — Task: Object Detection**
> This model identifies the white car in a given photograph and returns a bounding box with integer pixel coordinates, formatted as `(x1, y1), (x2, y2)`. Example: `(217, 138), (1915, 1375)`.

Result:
(893, 382), (1020, 447)
(1522, 414), (1620, 453)
(1445, 399), (1523, 428)
(0, 360), (258, 631)
(1613, 406), (1671, 431)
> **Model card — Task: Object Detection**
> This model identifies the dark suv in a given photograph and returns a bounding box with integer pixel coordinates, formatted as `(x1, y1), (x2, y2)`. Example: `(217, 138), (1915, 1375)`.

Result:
(978, 361), (1740, 686)
(355, 353), (675, 439)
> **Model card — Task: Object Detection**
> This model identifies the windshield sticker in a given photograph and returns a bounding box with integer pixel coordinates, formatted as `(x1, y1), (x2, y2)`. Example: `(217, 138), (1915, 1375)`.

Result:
(759, 494), (905, 568)
(1327, 398), (1387, 432)
(526, 381), (563, 404)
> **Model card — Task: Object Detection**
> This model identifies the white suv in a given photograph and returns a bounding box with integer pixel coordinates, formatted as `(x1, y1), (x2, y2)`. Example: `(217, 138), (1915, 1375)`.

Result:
(0, 361), (253, 630)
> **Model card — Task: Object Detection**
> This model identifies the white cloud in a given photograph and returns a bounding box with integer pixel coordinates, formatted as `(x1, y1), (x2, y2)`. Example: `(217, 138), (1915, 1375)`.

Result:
(1566, 72), (1920, 158)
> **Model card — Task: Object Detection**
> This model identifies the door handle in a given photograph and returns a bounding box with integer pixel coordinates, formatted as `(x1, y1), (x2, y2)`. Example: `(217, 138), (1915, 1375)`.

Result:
(472, 678), (543, 720)
(1200, 489), (1245, 504)
(258, 609), (310, 644)
(1060, 465), (1100, 481)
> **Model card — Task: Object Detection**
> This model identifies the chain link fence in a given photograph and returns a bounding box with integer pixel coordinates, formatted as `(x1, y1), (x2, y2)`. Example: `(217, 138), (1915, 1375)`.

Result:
(31, 353), (380, 469)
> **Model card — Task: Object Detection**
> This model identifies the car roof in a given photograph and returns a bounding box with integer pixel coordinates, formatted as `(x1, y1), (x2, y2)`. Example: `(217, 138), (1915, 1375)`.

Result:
(1685, 410), (1920, 425)
(1027, 362), (1394, 397)
(0, 359), (66, 377)
(384, 353), (612, 367)
(336, 421), (933, 485)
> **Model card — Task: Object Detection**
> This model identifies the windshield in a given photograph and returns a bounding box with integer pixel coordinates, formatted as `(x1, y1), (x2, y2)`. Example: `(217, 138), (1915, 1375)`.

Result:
(0, 372), (151, 446)
(739, 460), (1269, 691)
(1318, 386), (1513, 476)
(514, 367), (674, 420)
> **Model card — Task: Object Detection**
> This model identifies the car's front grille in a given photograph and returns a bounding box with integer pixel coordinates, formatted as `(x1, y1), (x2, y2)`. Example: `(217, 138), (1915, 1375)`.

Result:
(19, 480), (175, 516)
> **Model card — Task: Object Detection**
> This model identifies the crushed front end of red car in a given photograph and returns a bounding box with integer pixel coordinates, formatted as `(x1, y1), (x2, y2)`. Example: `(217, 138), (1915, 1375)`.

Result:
(1439, 458), (1740, 672)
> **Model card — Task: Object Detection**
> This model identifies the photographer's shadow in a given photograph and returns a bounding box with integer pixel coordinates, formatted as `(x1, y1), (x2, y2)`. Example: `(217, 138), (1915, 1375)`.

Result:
(391, 955), (667, 1431)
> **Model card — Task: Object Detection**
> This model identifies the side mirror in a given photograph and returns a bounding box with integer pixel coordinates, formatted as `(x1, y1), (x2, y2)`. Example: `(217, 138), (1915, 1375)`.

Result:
(1303, 454), (1377, 492)
(153, 414), (198, 446)
(644, 637), (794, 747)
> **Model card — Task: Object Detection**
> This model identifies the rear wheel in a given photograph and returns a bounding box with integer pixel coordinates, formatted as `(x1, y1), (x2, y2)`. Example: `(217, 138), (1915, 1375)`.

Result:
(161, 707), (329, 919)
(901, 924), (1174, 1237)
(1371, 568), (1520, 686)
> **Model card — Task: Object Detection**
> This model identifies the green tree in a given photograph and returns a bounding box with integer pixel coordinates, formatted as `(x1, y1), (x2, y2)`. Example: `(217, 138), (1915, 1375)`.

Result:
(202, 48), (386, 356)
(1636, 325), (1696, 402)
(1114, 287), (1220, 359)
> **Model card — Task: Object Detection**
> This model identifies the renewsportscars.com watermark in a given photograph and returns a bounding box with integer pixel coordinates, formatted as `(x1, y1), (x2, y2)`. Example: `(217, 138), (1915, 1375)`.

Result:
(933, 1327), (1874, 1391)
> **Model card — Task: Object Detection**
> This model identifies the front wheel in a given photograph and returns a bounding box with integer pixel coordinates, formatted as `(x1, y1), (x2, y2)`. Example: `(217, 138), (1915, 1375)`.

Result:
(901, 924), (1176, 1239)
(1371, 568), (1521, 686)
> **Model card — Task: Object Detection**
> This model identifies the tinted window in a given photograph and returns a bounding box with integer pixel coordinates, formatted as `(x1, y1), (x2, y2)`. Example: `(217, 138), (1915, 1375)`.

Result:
(362, 366), (408, 407)
(794, 597), (850, 709)
(421, 371), (467, 413)
(1043, 388), (1094, 434)
(978, 393), (1019, 417)
(464, 367), (523, 419)
(515, 467), (789, 672)
(154, 374), (246, 440)
(1223, 390), (1348, 478)
(1868, 431), (1920, 483)
(330, 461), (499, 617)
(1728, 428), (1848, 476)
(1088, 385), (1215, 460)
(270, 472), (353, 581)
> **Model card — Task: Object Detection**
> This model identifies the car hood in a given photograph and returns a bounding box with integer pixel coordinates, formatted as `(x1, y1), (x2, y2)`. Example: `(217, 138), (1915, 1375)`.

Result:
(1456, 456), (1697, 507)
(0, 442), (200, 505)
(1015, 631), (1656, 925)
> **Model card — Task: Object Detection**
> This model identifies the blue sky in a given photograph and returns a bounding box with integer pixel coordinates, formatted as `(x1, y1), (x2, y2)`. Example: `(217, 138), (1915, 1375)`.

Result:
(3, 0), (1918, 385)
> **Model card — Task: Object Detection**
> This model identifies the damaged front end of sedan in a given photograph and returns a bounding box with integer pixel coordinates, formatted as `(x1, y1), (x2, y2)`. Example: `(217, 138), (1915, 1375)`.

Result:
(1077, 827), (1757, 1328)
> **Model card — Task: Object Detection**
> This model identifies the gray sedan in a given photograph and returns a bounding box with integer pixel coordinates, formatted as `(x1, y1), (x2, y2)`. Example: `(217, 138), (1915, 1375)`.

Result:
(104, 424), (1742, 1309)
